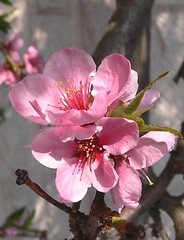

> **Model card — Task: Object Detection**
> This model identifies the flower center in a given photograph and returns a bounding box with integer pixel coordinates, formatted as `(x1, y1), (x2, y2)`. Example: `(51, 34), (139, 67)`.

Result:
(56, 80), (91, 111)
(74, 135), (104, 168)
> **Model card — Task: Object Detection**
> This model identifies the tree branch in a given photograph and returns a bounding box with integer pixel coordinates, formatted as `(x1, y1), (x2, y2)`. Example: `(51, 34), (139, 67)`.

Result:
(93, 0), (155, 66)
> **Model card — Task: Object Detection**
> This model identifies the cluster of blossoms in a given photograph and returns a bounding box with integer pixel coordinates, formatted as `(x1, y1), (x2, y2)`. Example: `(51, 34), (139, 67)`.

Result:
(0, 33), (44, 86)
(9, 48), (176, 213)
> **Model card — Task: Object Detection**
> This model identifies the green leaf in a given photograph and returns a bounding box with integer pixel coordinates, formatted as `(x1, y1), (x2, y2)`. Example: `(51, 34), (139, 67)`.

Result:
(109, 101), (128, 118)
(3, 207), (26, 227)
(22, 210), (35, 229)
(0, 9), (15, 33)
(124, 71), (169, 115)
(134, 117), (146, 127)
(140, 124), (182, 138)
(0, 0), (12, 6)
(134, 117), (182, 137)
(0, 17), (11, 33)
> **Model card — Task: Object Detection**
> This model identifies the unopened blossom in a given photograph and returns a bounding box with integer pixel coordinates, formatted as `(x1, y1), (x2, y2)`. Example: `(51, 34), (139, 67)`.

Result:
(110, 131), (176, 212)
(31, 117), (139, 202)
(24, 44), (44, 74)
(136, 89), (160, 111)
(9, 48), (138, 133)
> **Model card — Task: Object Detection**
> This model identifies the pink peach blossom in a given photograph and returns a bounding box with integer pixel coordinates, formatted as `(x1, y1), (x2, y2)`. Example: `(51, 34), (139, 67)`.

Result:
(9, 48), (138, 128)
(0, 65), (18, 86)
(111, 131), (176, 212)
(31, 118), (139, 202)
(24, 44), (44, 74)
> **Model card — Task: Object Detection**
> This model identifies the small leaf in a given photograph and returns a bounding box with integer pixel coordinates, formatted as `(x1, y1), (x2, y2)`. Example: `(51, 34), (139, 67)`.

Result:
(22, 210), (35, 229)
(109, 101), (128, 118)
(131, 106), (156, 118)
(0, 17), (11, 33)
(124, 71), (169, 115)
(0, 9), (15, 33)
(0, 0), (12, 6)
(140, 124), (182, 138)
(3, 207), (26, 227)
(134, 117), (146, 127)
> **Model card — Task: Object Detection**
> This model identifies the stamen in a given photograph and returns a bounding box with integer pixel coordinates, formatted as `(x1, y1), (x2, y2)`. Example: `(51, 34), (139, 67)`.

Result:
(75, 135), (104, 169)
(54, 80), (91, 111)
(139, 169), (154, 186)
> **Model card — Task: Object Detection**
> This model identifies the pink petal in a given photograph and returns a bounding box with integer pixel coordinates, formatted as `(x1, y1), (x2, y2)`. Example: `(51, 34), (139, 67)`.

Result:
(55, 124), (97, 142)
(137, 89), (160, 111)
(24, 45), (44, 74)
(9, 74), (60, 125)
(91, 154), (118, 192)
(98, 117), (139, 155)
(55, 158), (91, 202)
(32, 128), (77, 168)
(0, 67), (17, 86)
(92, 54), (131, 105)
(119, 70), (138, 102)
(111, 163), (142, 213)
(46, 93), (108, 126)
(43, 48), (96, 88)
(6, 33), (24, 62)
(7, 32), (24, 51)
(128, 131), (176, 169)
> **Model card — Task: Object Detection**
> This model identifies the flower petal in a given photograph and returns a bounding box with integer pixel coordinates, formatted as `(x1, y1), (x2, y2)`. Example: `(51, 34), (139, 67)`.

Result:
(32, 128), (77, 168)
(92, 54), (131, 105)
(111, 163), (142, 213)
(98, 117), (139, 155)
(55, 158), (91, 202)
(9, 74), (60, 125)
(46, 93), (108, 126)
(43, 48), (96, 87)
(128, 131), (176, 169)
(137, 89), (160, 111)
(91, 154), (118, 192)
(55, 124), (97, 142)
(120, 70), (138, 102)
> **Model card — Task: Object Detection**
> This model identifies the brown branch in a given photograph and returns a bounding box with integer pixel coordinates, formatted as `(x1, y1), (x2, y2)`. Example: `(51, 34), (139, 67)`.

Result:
(159, 194), (184, 240)
(93, 0), (155, 66)
(15, 169), (76, 216)
(93, 0), (155, 123)
(150, 205), (170, 240)
(173, 60), (184, 83)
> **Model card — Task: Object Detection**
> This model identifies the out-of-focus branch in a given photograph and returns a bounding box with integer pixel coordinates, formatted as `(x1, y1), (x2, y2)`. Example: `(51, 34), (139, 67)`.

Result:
(93, 0), (155, 123)
(173, 60), (184, 83)
(93, 0), (154, 66)
(159, 194), (184, 240)
(150, 205), (170, 240)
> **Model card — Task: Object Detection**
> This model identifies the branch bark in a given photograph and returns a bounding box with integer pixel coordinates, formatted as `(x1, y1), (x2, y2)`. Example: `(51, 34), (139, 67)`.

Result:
(93, 0), (155, 66)
(159, 194), (184, 240)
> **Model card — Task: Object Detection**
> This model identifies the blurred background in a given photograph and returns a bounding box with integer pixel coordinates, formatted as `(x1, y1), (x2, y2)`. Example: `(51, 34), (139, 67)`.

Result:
(0, 0), (183, 239)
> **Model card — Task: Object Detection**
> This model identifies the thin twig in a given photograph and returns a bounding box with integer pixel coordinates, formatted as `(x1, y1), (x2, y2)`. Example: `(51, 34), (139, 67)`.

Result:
(15, 169), (73, 215)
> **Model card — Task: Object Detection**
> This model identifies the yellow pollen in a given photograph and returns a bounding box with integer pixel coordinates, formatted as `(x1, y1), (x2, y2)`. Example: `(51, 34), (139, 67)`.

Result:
(146, 175), (154, 186)
(139, 169), (154, 186)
